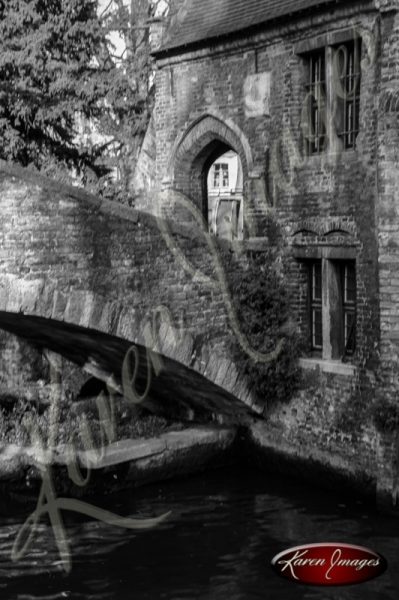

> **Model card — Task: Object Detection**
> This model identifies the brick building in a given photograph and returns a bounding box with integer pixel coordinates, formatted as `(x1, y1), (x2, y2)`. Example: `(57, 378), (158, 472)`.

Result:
(140, 0), (399, 503)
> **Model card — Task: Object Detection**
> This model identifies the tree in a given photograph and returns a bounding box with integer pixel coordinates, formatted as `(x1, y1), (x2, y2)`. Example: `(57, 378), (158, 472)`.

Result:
(226, 250), (303, 412)
(0, 0), (171, 199)
(0, 0), (115, 177)
(95, 0), (170, 203)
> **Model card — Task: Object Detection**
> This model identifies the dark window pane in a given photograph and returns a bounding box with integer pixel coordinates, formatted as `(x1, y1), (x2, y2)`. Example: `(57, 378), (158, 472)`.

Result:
(309, 261), (323, 351)
(304, 50), (326, 155)
(312, 309), (323, 348)
(221, 164), (229, 187)
(344, 263), (356, 303)
(313, 263), (322, 300)
(344, 310), (356, 354)
(332, 39), (361, 149)
(341, 261), (356, 356)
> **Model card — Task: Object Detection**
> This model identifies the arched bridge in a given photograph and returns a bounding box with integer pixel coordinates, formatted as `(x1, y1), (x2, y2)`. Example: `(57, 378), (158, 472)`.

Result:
(0, 161), (263, 421)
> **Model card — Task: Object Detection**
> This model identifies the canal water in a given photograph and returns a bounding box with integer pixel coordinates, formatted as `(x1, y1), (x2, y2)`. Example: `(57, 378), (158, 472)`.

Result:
(0, 466), (398, 600)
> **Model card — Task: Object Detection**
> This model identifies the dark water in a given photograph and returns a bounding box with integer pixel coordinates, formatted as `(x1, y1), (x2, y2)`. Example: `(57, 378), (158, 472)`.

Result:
(0, 466), (398, 600)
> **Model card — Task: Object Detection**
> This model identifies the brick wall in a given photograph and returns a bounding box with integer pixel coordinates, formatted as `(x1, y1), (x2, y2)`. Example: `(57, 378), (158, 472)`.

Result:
(377, 9), (399, 390)
(149, 1), (399, 504)
(0, 162), (261, 416)
(153, 6), (381, 367)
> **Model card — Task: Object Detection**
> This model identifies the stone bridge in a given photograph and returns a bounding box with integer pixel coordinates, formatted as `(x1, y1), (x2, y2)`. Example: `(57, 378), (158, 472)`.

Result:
(0, 161), (265, 422)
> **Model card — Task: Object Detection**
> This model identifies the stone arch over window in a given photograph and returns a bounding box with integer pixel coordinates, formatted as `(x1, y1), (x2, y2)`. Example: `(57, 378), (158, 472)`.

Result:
(166, 113), (254, 230)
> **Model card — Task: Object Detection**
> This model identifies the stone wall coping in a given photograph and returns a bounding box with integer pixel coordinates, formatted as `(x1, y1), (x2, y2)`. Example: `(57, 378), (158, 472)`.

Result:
(0, 159), (102, 207)
(0, 427), (237, 472)
(78, 426), (237, 470)
(0, 160), (216, 246)
(299, 357), (357, 376)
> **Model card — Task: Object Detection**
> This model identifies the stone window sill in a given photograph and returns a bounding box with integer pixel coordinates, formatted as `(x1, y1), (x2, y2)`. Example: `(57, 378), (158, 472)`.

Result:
(299, 358), (357, 377)
(302, 148), (358, 166)
(230, 238), (270, 251)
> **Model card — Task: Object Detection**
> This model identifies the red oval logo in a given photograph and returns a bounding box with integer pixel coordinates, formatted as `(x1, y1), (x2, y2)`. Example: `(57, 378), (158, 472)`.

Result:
(271, 543), (387, 586)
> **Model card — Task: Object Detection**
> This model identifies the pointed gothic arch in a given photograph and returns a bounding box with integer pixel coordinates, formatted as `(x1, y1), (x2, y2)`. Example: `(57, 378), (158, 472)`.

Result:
(165, 113), (254, 229)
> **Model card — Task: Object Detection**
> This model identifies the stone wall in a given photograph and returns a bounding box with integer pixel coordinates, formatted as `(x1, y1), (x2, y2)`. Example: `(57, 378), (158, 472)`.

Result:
(0, 161), (261, 415)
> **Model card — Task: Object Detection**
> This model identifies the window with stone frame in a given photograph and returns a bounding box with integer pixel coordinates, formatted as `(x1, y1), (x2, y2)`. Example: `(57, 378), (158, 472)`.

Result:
(300, 35), (362, 155)
(213, 163), (229, 188)
(331, 39), (361, 150)
(303, 50), (327, 155)
(303, 258), (356, 360)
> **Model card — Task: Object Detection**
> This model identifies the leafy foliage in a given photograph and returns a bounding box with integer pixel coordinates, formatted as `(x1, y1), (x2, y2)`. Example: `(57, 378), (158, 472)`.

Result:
(0, 392), (174, 448)
(225, 250), (303, 411)
(372, 396), (399, 434)
(77, 0), (171, 203)
(93, 0), (159, 202)
(0, 0), (165, 200)
(0, 0), (113, 175)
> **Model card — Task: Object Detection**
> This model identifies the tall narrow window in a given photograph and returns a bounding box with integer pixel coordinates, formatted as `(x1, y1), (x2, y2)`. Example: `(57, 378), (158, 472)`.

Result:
(213, 164), (221, 188)
(301, 259), (357, 360)
(341, 261), (356, 355)
(332, 39), (361, 149)
(309, 261), (323, 350)
(222, 164), (229, 188)
(304, 51), (326, 154)
(213, 163), (229, 188)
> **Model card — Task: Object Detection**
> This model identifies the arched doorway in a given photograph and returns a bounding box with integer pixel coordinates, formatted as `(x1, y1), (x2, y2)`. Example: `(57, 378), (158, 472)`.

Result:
(167, 114), (254, 239)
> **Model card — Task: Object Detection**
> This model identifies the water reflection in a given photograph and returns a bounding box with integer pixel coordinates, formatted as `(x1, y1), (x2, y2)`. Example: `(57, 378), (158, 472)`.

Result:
(0, 467), (398, 599)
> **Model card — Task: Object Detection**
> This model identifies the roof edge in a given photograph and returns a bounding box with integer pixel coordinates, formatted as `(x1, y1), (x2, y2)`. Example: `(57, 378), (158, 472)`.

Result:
(153, 0), (371, 60)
